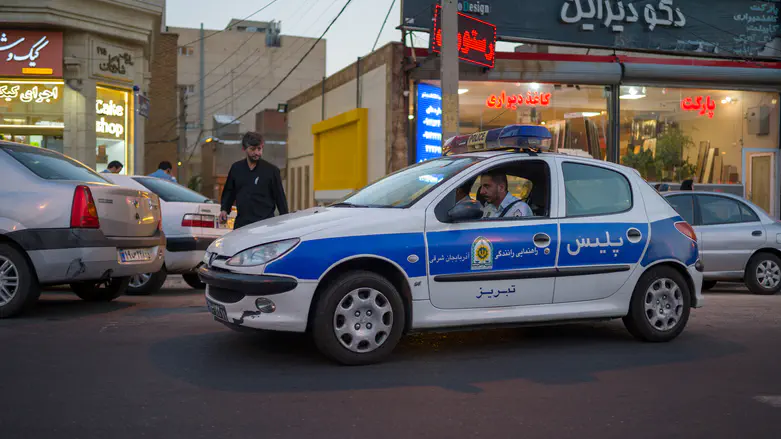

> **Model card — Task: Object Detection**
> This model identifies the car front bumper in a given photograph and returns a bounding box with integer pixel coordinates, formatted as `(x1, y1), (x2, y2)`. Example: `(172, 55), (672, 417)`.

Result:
(199, 265), (315, 332)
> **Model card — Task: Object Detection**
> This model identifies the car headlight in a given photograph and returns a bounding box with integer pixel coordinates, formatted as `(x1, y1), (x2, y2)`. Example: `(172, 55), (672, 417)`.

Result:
(226, 238), (299, 267)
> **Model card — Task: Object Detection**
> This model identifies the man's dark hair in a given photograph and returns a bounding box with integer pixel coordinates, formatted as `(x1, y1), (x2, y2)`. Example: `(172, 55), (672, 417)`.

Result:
(242, 131), (264, 149)
(107, 160), (123, 169)
(484, 170), (508, 192)
(158, 161), (173, 171)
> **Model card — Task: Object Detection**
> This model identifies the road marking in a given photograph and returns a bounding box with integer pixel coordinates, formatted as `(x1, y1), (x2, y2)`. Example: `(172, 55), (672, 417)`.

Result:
(754, 396), (781, 408)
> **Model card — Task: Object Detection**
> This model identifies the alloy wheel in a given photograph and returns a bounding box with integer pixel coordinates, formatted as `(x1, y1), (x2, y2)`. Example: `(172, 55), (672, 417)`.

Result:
(0, 256), (20, 307)
(129, 273), (152, 289)
(756, 260), (781, 289)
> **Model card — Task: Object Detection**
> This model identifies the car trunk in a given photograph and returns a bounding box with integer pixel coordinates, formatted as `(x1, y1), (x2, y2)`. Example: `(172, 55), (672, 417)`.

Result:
(89, 184), (160, 237)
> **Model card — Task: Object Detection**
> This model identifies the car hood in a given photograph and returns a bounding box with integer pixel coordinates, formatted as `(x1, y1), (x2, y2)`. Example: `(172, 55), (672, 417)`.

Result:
(210, 207), (376, 256)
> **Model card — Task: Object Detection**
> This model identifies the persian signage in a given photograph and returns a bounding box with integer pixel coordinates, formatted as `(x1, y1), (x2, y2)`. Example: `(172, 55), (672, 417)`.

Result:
(486, 91), (552, 109)
(0, 82), (61, 104)
(431, 4), (497, 68)
(91, 39), (136, 82)
(415, 83), (444, 162)
(402, 0), (781, 60)
(681, 95), (716, 118)
(0, 31), (63, 77)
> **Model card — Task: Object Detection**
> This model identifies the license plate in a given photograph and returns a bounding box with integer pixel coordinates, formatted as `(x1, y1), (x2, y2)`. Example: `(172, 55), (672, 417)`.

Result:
(119, 248), (153, 263)
(206, 299), (228, 322)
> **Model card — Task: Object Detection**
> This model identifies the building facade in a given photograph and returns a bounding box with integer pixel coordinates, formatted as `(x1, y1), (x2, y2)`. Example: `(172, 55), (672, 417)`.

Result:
(0, 0), (164, 174)
(168, 19), (326, 185)
(144, 29), (179, 178)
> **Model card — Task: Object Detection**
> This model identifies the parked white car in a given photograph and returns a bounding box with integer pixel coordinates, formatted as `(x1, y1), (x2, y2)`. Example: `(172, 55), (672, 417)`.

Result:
(102, 174), (234, 294)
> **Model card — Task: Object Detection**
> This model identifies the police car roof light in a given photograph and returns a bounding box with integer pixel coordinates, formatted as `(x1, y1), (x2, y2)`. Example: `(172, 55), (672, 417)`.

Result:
(443, 124), (552, 156)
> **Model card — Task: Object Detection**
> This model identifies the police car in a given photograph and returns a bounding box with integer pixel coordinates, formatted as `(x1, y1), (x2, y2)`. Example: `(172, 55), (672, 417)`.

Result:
(199, 124), (704, 365)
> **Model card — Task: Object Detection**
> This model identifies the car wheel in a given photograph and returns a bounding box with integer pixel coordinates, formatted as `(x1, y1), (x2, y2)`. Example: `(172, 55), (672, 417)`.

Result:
(623, 266), (691, 342)
(702, 280), (717, 291)
(127, 269), (167, 296)
(745, 252), (781, 295)
(0, 244), (40, 319)
(312, 271), (405, 365)
(182, 272), (206, 290)
(70, 277), (130, 302)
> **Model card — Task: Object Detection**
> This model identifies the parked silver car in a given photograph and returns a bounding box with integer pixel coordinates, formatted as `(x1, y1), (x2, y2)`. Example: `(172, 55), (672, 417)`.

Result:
(663, 191), (781, 295)
(0, 141), (165, 318)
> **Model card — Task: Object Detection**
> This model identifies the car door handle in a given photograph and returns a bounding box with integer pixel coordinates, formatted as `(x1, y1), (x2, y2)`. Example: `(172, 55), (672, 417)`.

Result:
(752, 230), (763, 237)
(533, 233), (551, 247)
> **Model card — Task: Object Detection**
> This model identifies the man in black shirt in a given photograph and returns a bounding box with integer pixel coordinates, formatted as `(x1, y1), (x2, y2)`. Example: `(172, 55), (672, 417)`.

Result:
(219, 132), (289, 229)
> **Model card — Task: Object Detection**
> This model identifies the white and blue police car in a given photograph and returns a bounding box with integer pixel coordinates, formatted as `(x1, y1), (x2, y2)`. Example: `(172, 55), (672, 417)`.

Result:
(199, 124), (704, 365)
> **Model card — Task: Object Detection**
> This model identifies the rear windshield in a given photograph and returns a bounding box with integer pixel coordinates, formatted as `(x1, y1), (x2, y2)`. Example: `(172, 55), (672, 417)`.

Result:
(3, 144), (108, 183)
(133, 177), (214, 204)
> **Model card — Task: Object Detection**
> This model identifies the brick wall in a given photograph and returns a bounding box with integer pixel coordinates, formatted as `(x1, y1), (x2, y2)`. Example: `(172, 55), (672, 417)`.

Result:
(144, 30), (179, 177)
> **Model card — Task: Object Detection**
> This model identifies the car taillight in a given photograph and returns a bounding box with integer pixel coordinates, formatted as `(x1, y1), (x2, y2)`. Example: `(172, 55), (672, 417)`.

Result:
(70, 185), (100, 228)
(182, 214), (215, 228)
(674, 221), (697, 242)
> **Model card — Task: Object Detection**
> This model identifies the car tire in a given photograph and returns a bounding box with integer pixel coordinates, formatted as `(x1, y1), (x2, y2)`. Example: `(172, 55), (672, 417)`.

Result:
(702, 280), (717, 291)
(71, 277), (130, 302)
(182, 272), (206, 290)
(311, 271), (405, 365)
(744, 252), (781, 295)
(623, 265), (691, 343)
(0, 244), (41, 319)
(127, 269), (167, 296)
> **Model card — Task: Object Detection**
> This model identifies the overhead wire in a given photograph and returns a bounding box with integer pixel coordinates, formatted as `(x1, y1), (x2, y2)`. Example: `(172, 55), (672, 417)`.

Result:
(372, 0), (397, 52)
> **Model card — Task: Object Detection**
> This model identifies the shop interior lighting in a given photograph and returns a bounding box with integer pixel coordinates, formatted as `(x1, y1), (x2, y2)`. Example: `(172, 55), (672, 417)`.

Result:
(619, 86), (646, 100)
(581, 112), (601, 117)
(458, 89), (469, 94)
(529, 83), (541, 91)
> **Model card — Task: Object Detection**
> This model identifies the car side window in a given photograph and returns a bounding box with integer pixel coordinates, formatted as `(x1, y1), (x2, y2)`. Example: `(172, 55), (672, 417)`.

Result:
(562, 162), (631, 217)
(666, 195), (695, 225)
(739, 202), (760, 223)
(698, 195), (743, 226)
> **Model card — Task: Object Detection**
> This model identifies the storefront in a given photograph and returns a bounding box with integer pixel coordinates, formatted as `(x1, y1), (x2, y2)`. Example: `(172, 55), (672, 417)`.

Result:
(410, 51), (781, 218)
(0, 7), (158, 174)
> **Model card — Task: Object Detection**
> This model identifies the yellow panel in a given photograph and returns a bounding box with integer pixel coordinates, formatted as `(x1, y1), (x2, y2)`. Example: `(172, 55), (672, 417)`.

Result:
(313, 108), (368, 192)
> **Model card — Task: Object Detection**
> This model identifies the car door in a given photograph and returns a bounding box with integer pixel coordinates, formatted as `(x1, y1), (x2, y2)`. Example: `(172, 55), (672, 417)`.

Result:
(693, 194), (766, 275)
(553, 159), (650, 303)
(424, 156), (559, 309)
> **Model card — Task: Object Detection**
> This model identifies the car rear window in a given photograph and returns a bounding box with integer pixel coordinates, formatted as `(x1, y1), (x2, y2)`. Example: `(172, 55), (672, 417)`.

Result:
(562, 162), (632, 217)
(3, 144), (108, 183)
(133, 177), (214, 203)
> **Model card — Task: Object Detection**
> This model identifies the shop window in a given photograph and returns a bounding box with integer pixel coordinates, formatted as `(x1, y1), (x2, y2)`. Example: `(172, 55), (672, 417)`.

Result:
(618, 87), (780, 194)
(178, 46), (194, 56)
(0, 80), (65, 149)
(95, 86), (131, 174)
(562, 162), (631, 217)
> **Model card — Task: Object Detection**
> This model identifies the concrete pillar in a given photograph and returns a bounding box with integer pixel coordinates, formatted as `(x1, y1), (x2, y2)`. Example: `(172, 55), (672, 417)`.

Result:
(62, 77), (97, 168)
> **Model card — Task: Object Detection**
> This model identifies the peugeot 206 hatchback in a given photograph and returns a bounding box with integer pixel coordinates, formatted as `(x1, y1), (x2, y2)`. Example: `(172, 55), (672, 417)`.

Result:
(199, 125), (704, 365)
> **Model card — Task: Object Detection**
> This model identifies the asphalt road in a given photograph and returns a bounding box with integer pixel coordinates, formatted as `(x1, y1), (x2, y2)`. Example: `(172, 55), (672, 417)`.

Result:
(1, 279), (780, 439)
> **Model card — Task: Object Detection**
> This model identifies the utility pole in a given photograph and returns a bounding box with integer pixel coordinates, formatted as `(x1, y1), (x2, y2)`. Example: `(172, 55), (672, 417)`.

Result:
(440, 0), (460, 142)
(199, 23), (205, 134)
(178, 86), (188, 184)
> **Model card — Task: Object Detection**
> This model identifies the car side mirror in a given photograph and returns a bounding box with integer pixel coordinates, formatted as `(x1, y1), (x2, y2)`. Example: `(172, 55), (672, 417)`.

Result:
(447, 199), (484, 222)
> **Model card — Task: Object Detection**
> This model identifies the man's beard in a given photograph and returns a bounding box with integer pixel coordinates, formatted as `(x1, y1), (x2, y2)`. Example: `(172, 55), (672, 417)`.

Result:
(247, 155), (260, 163)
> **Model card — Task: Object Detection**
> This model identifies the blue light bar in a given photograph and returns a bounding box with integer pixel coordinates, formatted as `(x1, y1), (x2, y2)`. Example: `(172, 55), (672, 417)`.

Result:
(443, 124), (552, 156)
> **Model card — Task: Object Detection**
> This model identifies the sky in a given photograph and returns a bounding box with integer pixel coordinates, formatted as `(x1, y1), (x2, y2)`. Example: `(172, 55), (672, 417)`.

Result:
(166, 0), (517, 76)
(166, 0), (409, 76)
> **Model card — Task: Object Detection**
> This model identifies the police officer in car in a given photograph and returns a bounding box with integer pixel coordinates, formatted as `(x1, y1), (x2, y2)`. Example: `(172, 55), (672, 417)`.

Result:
(478, 170), (533, 218)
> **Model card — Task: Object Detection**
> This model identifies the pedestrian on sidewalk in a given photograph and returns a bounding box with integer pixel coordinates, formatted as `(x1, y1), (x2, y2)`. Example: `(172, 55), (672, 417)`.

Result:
(219, 131), (289, 229)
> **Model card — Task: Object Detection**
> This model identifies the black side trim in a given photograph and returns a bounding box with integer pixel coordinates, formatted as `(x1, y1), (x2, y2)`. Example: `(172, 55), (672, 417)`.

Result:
(7, 228), (165, 251)
(198, 265), (297, 295)
(433, 265), (631, 283)
(695, 259), (704, 273)
(166, 236), (216, 252)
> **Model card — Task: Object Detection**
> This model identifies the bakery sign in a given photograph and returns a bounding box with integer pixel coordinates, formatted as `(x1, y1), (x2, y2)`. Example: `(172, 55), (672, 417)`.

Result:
(90, 39), (136, 82)
(0, 30), (63, 77)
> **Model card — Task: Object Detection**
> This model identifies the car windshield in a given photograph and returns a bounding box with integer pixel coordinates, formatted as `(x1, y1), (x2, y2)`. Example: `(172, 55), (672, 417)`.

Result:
(3, 144), (108, 183)
(335, 156), (483, 208)
(133, 177), (214, 203)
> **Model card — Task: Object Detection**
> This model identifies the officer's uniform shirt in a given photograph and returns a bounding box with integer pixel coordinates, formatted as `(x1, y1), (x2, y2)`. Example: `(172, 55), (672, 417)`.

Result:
(482, 193), (533, 218)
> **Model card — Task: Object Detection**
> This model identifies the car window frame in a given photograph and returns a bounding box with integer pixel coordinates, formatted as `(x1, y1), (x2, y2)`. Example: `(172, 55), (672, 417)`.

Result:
(694, 194), (761, 226)
(434, 156), (553, 224)
(560, 160), (634, 219)
(664, 193), (698, 225)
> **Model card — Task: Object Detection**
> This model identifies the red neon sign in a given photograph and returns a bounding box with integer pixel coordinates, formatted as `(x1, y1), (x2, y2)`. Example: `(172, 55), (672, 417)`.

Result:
(431, 4), (497, 69)
(681, 95), (716, 119)
(486, 91), (552, 109)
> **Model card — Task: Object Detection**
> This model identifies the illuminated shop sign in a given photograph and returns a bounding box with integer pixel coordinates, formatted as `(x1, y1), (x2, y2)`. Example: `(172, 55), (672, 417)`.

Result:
(415, 83), (443, 163)
(0, 31), (63, 77)
(486, 91), (552, 109)
(0, 82), (60, 103)
(431, 4), (497, 68)
(95, 88), (129, 139)
(681, 95), (716, 119)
